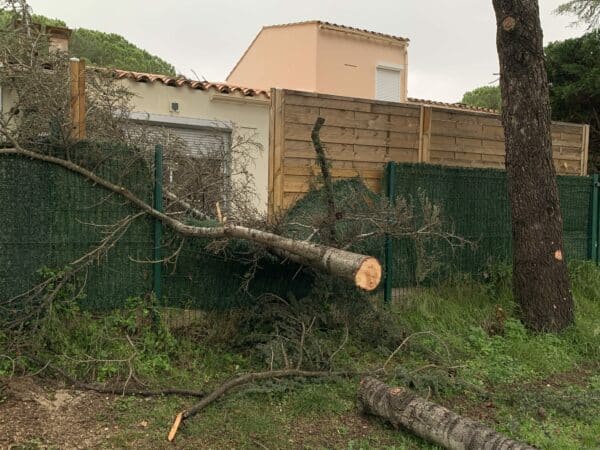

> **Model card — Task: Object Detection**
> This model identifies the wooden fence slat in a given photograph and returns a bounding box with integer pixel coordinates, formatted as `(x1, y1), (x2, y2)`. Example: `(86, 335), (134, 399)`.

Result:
(285, 93), (373, 112)
(269, 90), (589, 213)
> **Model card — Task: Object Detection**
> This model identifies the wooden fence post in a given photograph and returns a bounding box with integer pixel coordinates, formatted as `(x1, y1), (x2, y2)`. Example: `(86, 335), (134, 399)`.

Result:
(69, 57), (86, 140)
(269, 88), (285, 219)
(581, 124), (590, 176)
(418, 106), (432, 163)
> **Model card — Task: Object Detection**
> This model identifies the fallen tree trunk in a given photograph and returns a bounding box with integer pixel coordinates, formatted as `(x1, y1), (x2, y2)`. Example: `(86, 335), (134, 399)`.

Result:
(0, 145), (381, 290)
(358, 377), (537, 450)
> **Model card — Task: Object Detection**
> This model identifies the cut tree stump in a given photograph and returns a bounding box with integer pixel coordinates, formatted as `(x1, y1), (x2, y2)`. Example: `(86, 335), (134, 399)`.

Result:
(357, 377), (537, 450)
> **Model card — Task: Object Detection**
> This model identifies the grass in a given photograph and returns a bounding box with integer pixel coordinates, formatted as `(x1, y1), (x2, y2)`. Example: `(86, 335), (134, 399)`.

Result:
(3, 262), (600, 449)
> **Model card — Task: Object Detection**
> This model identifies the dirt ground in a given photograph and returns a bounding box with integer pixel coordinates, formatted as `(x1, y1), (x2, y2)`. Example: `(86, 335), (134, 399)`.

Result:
(0, 377), (118, 449)
(0, 377), (389, 450)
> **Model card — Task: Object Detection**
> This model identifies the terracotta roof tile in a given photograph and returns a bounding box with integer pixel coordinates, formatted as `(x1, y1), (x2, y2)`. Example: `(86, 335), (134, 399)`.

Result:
(113, 69), (270, 98)
(264, 20), (409, 43)
(407, 97), (498, 114)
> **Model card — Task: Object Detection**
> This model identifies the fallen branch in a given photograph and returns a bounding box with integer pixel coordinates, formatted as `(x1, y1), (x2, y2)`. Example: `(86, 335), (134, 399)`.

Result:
(39, 360), (208, 398)
(0, 144), (381, 290)
(311, 116), (338, 245)
(164, 190), (211, 220)
(167, 369), (352, 442)
(358, 377), (537, 450)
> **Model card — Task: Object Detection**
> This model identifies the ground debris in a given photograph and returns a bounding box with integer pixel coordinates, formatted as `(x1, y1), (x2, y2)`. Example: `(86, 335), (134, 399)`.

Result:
(0, 377), (114, 449)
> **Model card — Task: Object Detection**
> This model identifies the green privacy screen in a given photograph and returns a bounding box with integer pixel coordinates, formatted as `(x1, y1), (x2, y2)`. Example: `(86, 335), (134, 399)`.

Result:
(0, 152), (154, 309)
(0, 148), (595, 311)
(383, 163), (594, 288)
(0, 145), (307, 312)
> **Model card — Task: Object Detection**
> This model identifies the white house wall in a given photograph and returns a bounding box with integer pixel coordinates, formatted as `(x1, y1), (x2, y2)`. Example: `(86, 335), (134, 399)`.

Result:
(123, 80), (271, 214)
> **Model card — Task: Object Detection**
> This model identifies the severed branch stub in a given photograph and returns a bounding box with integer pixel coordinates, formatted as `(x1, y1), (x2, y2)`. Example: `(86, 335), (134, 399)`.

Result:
(358, 377), (538, 450)
(311, 116), (338, 245)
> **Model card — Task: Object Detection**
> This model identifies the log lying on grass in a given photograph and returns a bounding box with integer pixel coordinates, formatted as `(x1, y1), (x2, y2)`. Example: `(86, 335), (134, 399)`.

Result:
(0, 145), (381, 291)
(358, 377), (537, 450)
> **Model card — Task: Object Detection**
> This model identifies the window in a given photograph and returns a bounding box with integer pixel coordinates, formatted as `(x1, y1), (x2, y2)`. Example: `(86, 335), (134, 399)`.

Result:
(375, 66), (402, 102)
(128, 115), (232, 216)
(158, 126), (232, 215)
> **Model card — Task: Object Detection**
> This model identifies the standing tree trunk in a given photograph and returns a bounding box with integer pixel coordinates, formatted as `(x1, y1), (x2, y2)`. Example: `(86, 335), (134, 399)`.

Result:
(493, 0), (574, 331)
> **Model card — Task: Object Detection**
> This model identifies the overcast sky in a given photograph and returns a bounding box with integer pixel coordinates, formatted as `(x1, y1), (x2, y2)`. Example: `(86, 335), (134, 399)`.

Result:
(28, 0), (584, 103)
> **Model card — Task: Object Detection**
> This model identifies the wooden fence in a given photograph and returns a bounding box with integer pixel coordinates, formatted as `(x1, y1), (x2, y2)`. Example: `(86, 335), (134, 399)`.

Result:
(268, 89), (590, 215)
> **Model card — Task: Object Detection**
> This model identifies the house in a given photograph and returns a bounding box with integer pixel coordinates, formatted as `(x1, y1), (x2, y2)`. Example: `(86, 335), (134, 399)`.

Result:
(227, 21), (409, 103)
(43, 24), (71, 52)
(0, 24), (72, 116)
(2, 20), (587, 219)
(113, 71), (271, 214)
(0, 23), (273, 214)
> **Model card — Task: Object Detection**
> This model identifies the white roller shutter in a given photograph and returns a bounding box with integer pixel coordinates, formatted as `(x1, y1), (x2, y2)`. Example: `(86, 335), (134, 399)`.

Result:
(132, 122), (232, 214)
(144, 125), (231, 158)
(376, 67), (401, 102)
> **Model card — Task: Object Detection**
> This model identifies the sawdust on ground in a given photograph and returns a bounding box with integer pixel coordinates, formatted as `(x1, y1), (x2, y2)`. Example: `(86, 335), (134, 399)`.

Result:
(0, 377), (118, 449)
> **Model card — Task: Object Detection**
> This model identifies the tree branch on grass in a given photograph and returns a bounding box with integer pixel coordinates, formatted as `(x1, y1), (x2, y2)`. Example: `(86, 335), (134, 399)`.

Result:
(33, 358), (208, 398)
(167, 369), (354, 442)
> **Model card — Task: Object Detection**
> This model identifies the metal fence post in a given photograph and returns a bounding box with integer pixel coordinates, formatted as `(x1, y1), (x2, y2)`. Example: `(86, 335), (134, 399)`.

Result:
(384, 161), (397, 304)
(592, 174), (599, 264)
(153, 144), (164, 300)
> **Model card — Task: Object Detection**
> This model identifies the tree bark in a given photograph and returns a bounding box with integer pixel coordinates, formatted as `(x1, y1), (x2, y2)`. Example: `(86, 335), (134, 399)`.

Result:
(312, 116), (338, 245)
(0, 145), (381, 291)
(492, 0), (574, 331)
(358, 377), (537, 450)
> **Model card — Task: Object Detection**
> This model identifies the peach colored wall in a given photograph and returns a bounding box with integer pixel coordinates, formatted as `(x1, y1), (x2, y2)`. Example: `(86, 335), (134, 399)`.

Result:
(315, 28), (408, 101)
(227, 23), (318, 92)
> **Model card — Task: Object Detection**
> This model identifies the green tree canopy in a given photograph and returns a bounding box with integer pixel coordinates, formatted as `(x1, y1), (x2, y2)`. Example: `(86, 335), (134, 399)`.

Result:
(460, 85), (501, 111)
(70, 28), (175, 75)
(0, 9), (175, 75)
(546, 29), (600, 171)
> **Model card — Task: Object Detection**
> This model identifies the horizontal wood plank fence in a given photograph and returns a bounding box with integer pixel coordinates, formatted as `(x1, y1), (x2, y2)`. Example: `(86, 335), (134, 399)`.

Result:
(268, 88), (590, 216)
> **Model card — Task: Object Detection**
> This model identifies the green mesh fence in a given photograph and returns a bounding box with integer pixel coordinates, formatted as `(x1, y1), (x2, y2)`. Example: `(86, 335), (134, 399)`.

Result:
(2, 147), (596, 312)
(0, 152), (154, 309)
(383, 163), (595, 295)
(0, 144), (308, 314)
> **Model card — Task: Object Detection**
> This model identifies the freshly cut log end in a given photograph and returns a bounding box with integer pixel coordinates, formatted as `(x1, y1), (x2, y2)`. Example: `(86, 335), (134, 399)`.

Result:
(354, 257), (382, 291)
